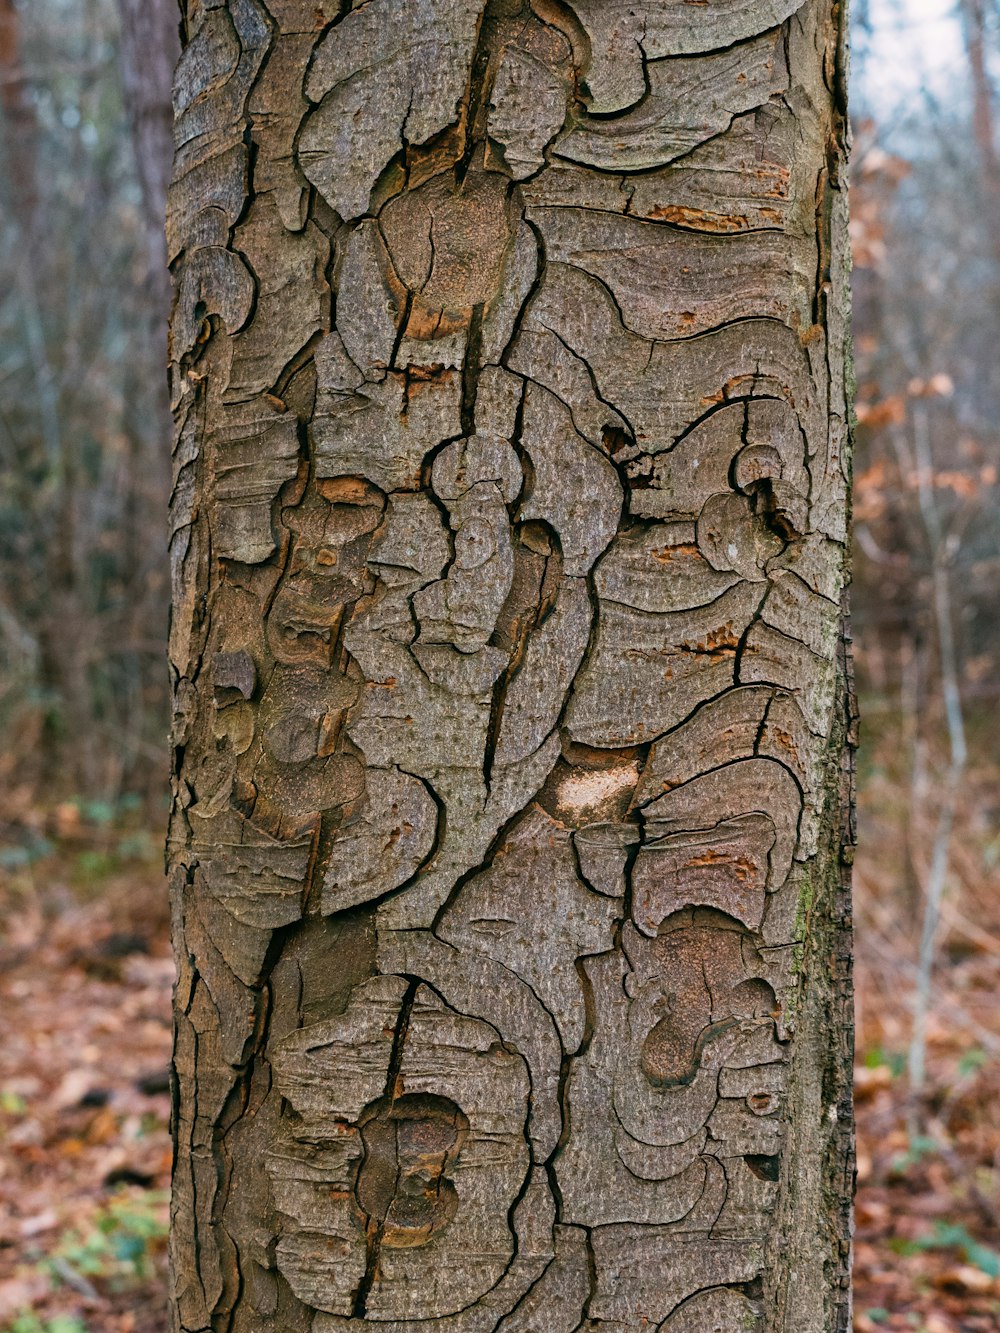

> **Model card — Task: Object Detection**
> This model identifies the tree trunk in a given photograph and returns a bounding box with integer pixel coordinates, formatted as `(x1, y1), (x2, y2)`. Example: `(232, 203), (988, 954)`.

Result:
(0, 0), (92, 790)
(960, 0), (1000, 269)
(167, 3), (854, 1331)
(117, 0), (180, 797)
(117, 0), (179, 305)
(0, 0), (39, 232)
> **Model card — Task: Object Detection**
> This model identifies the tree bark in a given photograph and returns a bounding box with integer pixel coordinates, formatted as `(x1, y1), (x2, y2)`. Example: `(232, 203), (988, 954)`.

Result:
(0, 0), (92, 789)
(167, 3), (854, 1331)
(959, 0), (1000, 271)
(117, 0), (180, 794)
(0, 0), (39, 232)
(961, 0), (1000, 195)
(118, 0), (180, 303)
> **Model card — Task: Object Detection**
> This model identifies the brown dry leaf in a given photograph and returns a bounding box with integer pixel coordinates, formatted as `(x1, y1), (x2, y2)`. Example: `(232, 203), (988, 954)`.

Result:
(17, 1209), (58, 1237)
(53, 802), (82, 837)
(84, 1106), (120, 1145)
(933, 1264), (996, 1294)
(923, 1314), (957, 1333)
(51, 1068), (97, 1110)
(855, 394), (906, 429)
(0, 1273), (49, 1318)
(856, 1196), (889, 1228)
(854, 1064), (894, 1099)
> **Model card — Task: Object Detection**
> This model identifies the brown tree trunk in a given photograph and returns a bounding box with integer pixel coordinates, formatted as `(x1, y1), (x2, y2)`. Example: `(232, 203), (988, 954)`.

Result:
(962, 0), (1000, 189)
(117, 0), (179, 307)
(960, 0), (1000, 270)
(167, 3), (854, 1330)
(0, 0), (38, 232)
(0, 0), (91, 789)
(117, 0), (180, 796)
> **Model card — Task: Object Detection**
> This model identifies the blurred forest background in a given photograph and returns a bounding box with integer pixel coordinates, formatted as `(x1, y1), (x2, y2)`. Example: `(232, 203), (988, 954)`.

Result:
(0, 0), (999, 1330)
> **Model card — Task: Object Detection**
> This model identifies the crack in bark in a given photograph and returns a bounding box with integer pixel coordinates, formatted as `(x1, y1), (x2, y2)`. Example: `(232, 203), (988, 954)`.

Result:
(352, 979), (419, 1317)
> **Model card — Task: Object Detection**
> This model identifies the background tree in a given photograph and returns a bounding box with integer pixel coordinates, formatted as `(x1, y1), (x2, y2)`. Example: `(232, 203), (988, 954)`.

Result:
(845, 12), (1000, 1321)
(0, 0), (175, 805)
(167, 2), (854, 1330)
(851, 4), (1000, 1123)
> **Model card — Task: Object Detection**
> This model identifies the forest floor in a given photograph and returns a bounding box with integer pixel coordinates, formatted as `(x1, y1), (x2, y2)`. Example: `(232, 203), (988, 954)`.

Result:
(0, 803), (172, 1333)
(0, 747), (999, 1333)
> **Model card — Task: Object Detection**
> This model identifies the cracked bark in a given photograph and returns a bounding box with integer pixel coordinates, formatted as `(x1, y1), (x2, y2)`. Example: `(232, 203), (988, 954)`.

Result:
(167, 1), (854, 1329)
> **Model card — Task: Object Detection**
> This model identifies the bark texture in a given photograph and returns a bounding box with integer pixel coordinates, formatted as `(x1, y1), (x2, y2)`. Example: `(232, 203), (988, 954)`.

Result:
(167, 2), (854, 1330)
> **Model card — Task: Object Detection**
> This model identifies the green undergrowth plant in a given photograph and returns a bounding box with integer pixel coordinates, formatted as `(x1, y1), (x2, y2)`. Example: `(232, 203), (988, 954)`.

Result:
(43, 1190), (168, 1291)
(3, 1316), (87, 1333)
(892, 1220), (1000, 1276)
